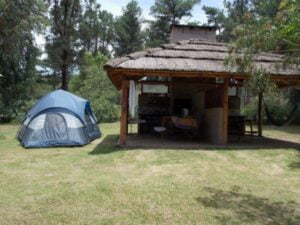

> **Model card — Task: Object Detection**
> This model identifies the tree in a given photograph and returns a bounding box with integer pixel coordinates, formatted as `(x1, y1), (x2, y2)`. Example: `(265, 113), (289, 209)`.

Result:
(203, 0), (282, 42)
(146, 0), (201, 47)
(225, 0), (300, 132)
(69, 53), (120, 122)
(0, 0), (47, 120)
(114, 0), (143, 56)
(151, 0), (201, 25)
(79, 0), (100, 53)
(97, 10), (115, 56)
(251, 0), (281, 18)
(226, 0), (299, 91)
(202, 6), (226, 35)
(46, 0), (81, 91)
(78, 1), (115, 57)
(203, 0), (252, 41)
(145, 16), (170, 47)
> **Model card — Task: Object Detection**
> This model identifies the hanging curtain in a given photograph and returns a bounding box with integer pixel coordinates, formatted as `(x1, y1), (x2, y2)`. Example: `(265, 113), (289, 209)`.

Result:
(129, 80), (136, 118)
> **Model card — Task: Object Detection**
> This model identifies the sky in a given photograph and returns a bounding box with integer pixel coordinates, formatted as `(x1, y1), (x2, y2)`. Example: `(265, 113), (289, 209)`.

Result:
(36, 0), (226, 48)
(96, 0), (225, 24)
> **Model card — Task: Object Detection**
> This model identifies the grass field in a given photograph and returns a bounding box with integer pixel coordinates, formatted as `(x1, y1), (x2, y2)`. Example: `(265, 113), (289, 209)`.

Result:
(0, 123), (299, 225)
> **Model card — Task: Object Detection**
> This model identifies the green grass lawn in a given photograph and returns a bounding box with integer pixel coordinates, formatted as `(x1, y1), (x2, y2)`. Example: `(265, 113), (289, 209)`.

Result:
(0, 123), (299, 225)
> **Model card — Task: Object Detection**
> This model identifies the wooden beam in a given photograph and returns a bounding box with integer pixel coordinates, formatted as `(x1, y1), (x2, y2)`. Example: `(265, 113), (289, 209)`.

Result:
(136, 80), (170, 85)
(107, 68), (300, 90)
(119, 80), (129, 145)
(136, 80), (227, 89)
(111, 69), (245, 79)
(106, 67), (300, 91)
(258, 92), (263, 137)
(108, 68), (300, 81)
(222, 78), (229, 145)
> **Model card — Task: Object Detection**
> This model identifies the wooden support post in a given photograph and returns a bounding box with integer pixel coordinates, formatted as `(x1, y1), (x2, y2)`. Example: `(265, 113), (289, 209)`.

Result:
(222, 78), (229, 145)
(258, 92), (263, 137)
(119, 80), (129, 145)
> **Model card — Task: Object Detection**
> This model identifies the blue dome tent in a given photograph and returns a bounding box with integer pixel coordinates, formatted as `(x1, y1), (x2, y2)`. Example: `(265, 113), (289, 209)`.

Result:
(17, 90), (101, 148)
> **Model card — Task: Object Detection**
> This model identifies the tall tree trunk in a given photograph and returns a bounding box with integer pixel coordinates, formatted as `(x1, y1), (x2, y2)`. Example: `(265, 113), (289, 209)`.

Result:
(258, 92), (263, 137)
(94, 36), (98, 55)
(87, 39), (91, 52)
(61, 64), (68, 90)
(61, 49), (68, 90)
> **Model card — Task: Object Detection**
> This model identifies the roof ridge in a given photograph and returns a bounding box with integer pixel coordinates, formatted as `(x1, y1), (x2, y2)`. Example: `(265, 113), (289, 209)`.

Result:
(144, 54), (283, 63)
(128, 51), (148, 59)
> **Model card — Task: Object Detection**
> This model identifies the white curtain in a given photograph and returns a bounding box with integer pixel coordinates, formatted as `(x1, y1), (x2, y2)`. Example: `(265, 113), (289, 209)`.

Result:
(129, 80), (136, 118)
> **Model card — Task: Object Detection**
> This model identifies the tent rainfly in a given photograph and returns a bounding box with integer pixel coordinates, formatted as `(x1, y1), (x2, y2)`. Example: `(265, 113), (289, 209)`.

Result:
(18, 90), (101, 148)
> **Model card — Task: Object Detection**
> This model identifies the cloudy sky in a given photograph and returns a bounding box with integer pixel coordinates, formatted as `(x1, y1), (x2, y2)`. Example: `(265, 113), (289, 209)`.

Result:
(36, 0), (226, 47)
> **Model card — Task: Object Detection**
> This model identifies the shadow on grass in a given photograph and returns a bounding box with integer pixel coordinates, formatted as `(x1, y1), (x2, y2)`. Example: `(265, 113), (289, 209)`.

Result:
(230, 136), (300, 150)
(89, 134), (300, 155)
(89, 134), (120, 155)
(289, 162), (300, 169)
(197, 186), (300, 225)
(263, 125), (300, 135)
(288, 151), (300, 170)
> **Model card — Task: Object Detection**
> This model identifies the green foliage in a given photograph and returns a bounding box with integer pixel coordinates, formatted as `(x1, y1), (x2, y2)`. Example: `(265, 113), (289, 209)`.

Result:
(242, 91), (296, 123)
(203, 0), (282, 42)
(145, 16), (170, 47)
(97, 10), (115, 56)
(79, 0), (101, 53)
(224, 0), (299, 98)
(0, 0), (47, 121)
(70, 53), (120, 122)
(150, 0), (201, 24)
(277, 0), (300, 64)
(10, 99), (38, 124)
(241, 98), (258, 120)
(46, 0), (82, 90)
(202, 6), (226, 35)
(114, 0), (143, 56)
(146, 0), (201, 47)
(79, 0), (115, 56)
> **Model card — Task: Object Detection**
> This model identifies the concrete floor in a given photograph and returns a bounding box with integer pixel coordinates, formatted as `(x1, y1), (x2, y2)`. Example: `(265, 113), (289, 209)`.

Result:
(122, 134), (300, 150)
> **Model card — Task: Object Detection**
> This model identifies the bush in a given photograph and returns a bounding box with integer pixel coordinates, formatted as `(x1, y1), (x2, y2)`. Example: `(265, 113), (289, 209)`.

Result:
(70, 52), (120, 123)
(0, 97), (38, 124)
(0, 80), (54, 124)
(241, 92), (297, 125)
(241, 98), (258, 121)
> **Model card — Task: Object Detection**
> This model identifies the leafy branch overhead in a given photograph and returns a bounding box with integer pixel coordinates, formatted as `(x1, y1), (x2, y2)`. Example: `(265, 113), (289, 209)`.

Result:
(219, 0), (300, 94)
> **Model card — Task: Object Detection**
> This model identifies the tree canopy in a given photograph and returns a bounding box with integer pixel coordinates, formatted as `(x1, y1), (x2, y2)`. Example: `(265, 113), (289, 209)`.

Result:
(46, 0), (82, 91)
(146, 0), (201, 47)
(114, 0), (143, 57)
(224, 0), (299, 94)
(78, 0), (114, 56)
(69, 53), (120, 122)
(0, 0), (47, 120)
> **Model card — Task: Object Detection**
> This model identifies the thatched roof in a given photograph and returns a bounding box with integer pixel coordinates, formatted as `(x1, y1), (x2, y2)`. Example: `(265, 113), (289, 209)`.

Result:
(104, 39), (300, 89)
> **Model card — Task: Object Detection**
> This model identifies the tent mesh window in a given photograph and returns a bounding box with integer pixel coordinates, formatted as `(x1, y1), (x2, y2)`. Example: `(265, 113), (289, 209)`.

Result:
(44, 113), (68, 141)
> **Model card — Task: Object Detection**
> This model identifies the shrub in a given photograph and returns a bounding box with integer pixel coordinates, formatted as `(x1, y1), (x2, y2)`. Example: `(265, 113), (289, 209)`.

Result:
(70, 52), (120, 123)
(242, 92), (297, 125)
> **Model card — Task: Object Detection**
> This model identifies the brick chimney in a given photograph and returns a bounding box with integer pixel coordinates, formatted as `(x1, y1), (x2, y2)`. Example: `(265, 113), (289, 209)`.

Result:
(170, 24), (217, 43)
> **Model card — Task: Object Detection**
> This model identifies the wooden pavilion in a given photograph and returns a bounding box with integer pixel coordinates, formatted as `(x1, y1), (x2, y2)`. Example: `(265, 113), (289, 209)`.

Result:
(104, 25), (300, 146)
